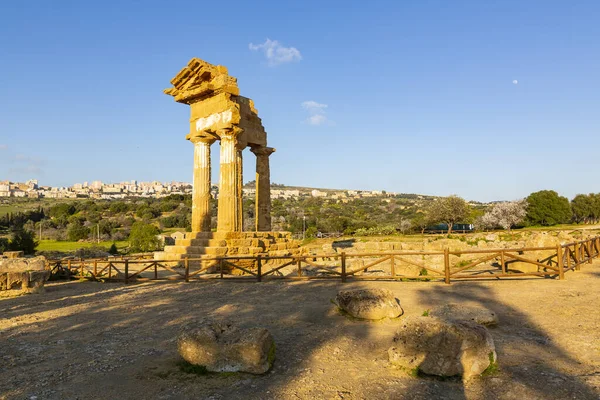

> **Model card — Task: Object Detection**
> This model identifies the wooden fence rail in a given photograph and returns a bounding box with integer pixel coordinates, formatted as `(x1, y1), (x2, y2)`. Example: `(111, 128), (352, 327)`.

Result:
(46, 237), (600, 285)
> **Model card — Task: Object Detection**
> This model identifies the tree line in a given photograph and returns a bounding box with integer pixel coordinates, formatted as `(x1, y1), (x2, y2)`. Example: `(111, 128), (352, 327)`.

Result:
(0, 189), (597, 254)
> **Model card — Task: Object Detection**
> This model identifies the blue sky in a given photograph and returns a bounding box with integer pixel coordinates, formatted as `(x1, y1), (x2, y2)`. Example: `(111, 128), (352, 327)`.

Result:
(0, 0), (599, 202)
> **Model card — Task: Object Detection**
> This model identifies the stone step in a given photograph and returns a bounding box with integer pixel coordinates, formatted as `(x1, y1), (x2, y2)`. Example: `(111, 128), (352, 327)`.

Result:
(163, 245), (228, 256)
(183, 231), (293, 241)
(175, 238), (228, 247)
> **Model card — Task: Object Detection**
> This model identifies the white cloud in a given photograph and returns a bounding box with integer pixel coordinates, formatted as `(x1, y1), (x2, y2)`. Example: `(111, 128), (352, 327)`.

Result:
(249, 39), (302, 66)
(301, 100), (331, 126)
(301, 101), (328, 113)
(512, 79), (518, 85)
(0, 144), (7, 150)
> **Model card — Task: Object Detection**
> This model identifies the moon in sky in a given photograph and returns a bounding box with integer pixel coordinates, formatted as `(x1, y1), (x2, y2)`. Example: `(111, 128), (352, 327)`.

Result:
(512, 80), (518, 85)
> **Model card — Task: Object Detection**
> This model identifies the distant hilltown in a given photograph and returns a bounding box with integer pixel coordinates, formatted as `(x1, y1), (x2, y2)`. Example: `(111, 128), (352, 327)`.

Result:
(0, 179), (401, 201)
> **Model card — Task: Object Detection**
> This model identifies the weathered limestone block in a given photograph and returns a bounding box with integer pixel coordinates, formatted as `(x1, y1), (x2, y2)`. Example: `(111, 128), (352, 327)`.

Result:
(0, 256), (49, 295)
(334, 288), (403, 320)
(388, 316), (496, 379)
(177, 321), (275, 374)
(3, 251), (24, 259)
(430, 303), (499, 326)
(509, 232), (561, 273)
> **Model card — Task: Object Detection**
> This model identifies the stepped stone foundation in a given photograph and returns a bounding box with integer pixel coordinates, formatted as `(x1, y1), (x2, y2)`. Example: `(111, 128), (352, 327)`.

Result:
(155, 231), (300, 263)
(158, 57), (296, 264)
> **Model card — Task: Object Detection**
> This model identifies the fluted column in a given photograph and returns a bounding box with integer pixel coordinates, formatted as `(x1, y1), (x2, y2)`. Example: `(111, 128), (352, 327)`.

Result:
(251, 146), (275, 231)
(236, 147), (244, 231)
(190, 136), (215, 232)
(217, 129), (242, 232)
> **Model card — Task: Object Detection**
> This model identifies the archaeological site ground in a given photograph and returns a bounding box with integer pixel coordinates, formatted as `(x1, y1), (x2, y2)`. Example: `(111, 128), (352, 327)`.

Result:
(1, 259), (599, 399)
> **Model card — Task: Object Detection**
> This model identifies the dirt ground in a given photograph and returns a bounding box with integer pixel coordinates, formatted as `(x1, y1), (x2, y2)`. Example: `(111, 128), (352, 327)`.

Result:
(1, 262), (600, 400)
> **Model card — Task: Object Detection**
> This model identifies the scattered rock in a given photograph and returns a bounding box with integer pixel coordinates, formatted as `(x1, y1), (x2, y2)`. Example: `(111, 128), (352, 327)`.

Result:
(430, 303), (499, 326)
(0, 256), (49, 296)
(3, 251), (24, 259)
(388, 316), (496, 379)
(177, 320), (275, 374)
(334, 288), (403, 320)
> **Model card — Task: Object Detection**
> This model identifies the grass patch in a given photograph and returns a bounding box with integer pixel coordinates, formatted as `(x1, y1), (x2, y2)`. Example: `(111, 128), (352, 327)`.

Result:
(267, 343), (276, 368)
(482, 352), (499, 376)
(37, 240), (128, 253)
(422, 309), (430, 317)
(301, 237), (317, 246)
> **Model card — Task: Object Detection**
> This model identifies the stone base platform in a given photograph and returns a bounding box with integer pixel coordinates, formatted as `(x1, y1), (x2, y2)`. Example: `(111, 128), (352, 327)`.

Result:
(154, 232), (301, 265)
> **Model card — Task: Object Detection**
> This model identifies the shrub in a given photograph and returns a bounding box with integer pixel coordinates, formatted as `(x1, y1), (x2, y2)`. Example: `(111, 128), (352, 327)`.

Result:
(129, 222), (161, 252)
(67, 221), (90, 241)
(8, 230), (38, 255)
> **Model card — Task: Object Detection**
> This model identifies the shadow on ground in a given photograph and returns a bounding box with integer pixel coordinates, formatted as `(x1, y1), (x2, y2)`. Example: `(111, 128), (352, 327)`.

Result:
(1, 264), (600, 399)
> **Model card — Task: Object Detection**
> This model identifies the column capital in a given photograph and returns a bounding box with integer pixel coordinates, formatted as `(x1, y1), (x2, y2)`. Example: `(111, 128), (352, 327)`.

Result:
(188, 134), (216, 145)
(250, 146), (276, 157)
(217, 126), (244, 141)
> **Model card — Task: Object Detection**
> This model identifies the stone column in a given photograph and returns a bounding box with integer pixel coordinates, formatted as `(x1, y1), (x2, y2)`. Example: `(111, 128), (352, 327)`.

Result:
(190, 136), (215, 232)
(236, 147), (244, 231)
(217, 129), (242, 232)
(251, 146), (275, 231)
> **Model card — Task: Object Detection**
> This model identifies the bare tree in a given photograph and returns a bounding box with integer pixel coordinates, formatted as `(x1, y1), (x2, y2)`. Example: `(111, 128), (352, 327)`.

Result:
(428, 195), (471, 235)
(398, 218), (412, 234)
(482, 200), (527, 232)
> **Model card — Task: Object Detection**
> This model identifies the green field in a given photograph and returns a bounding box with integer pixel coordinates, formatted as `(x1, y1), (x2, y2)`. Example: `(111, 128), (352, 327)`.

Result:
(36, 240), (129, 252)
(0, 205), (20, 216)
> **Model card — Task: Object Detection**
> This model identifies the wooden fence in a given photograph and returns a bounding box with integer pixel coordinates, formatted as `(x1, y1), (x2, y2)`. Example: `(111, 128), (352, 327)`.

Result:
(46, 237), (600, 285)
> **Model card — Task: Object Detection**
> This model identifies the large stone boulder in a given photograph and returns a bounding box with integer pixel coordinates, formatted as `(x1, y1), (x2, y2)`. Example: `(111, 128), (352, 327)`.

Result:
(388, 316), (496, 379)
(430, 303), (499, 326)
(334, 288), (403, 320)
(0, 256), (49, 296)
(508, 232), (560, 273)
(177, 321), (275, 374)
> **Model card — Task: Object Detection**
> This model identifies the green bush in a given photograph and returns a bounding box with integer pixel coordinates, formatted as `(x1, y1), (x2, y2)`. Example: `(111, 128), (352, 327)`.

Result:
(8, 230), (38, 255)
(129, 222), (161, 252)
(0, 237), (10, 253)
(67, 221), (90, 241)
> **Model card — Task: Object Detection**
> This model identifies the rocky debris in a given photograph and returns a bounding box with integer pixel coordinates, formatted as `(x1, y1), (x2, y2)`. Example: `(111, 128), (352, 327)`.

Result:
(2, 251), (24, 259)
(177, 320), (275, 374)
(430, 303), (499, 326)
(0, 256), (49, 296)
(388, 316), (496, 379)
(334, 288), (403, 320)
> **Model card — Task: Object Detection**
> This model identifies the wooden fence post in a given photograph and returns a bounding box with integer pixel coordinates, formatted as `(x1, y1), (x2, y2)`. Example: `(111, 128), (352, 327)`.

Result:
(297, 257), (302, 277)
(257, 255), (262, 282)
(557, 245), (564, 280)
(68, 260), (72, 275)
(341, 252), (347, 283)
(219, 258), (224, 279)
(390, 255), (396, 279)
(80, 262), (84, 279)
(500, 251), (506, 274)
(588, 240), (593, 264)
(124, 260), (129, 284)
(93, 260), (98, 278)
(184, 257), (190, 282)
(444, 248), (450, 284)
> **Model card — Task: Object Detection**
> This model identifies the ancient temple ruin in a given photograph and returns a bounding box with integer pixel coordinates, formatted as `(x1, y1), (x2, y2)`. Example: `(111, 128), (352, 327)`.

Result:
(155, 58), (298, 261)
